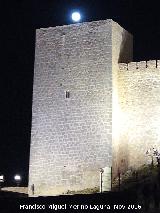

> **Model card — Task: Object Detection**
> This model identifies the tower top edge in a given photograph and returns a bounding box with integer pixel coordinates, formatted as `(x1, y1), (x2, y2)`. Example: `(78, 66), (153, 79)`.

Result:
(37, 19), (113, 31)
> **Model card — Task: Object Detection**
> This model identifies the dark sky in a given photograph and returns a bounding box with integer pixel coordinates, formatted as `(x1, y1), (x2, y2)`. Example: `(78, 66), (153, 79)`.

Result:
(1, 0), (160, 185)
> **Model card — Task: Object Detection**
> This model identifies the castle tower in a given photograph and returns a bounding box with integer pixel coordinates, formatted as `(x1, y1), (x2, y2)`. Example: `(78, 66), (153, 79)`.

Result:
(28, 19), (133, 196)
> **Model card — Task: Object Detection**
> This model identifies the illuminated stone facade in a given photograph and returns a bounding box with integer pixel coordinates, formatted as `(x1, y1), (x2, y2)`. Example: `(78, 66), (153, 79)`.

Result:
(115, 61), (160, 175)
(28, 19), (134, 196)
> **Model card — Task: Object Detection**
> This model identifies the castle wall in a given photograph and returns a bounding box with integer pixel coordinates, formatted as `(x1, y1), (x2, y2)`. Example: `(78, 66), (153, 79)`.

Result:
(117, 60), (160, 173)
(29, 20), (113, 196)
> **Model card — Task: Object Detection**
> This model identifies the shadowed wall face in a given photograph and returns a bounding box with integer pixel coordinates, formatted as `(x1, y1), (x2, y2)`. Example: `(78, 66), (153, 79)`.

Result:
(29, 20), (113, 196)
(112, 22), (133, 177)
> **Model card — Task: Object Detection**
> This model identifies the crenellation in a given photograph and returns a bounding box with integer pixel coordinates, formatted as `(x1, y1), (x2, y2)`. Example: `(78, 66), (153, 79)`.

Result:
(146, 60), (157, 68)
(119, 60), (160, 71)
(157, 60), (160, 68)
(127, 62), (137, 70)
(137, 60), (147, 69)
(118, 63), (128, 70)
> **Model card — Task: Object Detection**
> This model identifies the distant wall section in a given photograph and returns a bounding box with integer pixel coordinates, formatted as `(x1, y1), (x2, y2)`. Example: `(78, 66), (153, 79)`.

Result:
(117, 60), (160, 172)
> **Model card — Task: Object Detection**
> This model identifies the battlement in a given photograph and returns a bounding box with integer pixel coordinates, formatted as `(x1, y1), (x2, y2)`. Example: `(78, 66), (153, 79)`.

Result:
(119, 60), (160, 70)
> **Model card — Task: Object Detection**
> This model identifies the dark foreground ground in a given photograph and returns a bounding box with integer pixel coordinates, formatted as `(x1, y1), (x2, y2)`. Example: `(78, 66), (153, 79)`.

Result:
(0, 190), (159, 213)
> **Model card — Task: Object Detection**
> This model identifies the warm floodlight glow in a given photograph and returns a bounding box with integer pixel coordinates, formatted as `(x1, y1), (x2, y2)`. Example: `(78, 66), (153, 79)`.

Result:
(14, 174), (21, 181)
(72, 12), (81, 22)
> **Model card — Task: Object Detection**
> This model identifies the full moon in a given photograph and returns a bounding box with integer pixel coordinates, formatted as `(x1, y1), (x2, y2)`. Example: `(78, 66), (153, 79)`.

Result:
(71, 12), (81, 22)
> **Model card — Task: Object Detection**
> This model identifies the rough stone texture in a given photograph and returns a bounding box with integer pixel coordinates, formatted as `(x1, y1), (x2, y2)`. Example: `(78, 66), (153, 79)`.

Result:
(116, 60), (160, 174)
(28, 19), (133, 196)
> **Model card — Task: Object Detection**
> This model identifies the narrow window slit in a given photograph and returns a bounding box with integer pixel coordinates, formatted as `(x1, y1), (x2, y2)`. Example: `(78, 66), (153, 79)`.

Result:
(66, 91), (70, 98)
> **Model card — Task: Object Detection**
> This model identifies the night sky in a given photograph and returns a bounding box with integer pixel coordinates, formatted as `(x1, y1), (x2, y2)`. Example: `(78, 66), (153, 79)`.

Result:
(1, 0), (160, 185)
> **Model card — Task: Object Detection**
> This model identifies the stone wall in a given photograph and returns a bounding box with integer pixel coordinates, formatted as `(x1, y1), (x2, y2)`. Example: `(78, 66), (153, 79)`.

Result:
(116, 60), (160, 174)
(29, 20), (113, 196)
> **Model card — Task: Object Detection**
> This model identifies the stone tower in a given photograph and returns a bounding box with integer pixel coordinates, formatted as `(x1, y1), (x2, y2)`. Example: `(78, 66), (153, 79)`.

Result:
(28, 19), (133, 196)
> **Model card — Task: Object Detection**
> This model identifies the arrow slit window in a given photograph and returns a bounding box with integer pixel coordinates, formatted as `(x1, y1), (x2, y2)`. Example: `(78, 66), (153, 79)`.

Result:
(66, 91), (70, 98)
